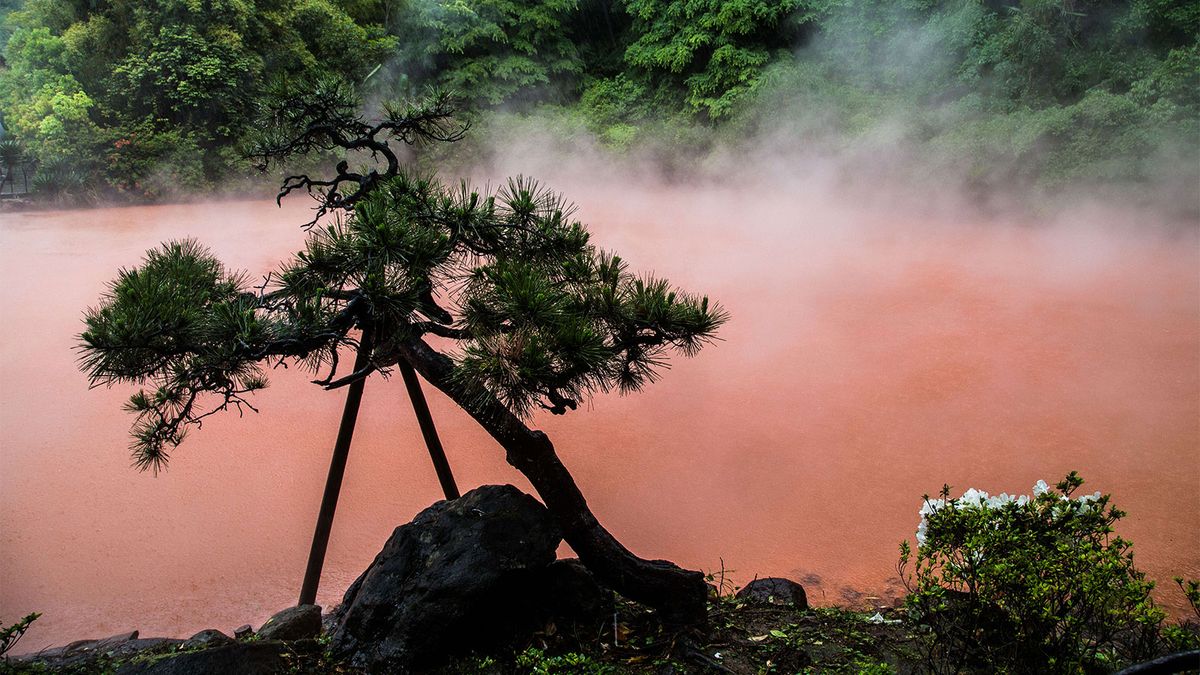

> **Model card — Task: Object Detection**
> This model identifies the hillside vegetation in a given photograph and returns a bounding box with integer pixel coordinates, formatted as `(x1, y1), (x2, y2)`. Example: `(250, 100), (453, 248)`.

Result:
(0, 0), (1195, 201)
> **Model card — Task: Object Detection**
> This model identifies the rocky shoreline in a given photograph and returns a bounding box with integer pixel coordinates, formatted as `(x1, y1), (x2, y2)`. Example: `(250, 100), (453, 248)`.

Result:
(5, 485), (1198, 674)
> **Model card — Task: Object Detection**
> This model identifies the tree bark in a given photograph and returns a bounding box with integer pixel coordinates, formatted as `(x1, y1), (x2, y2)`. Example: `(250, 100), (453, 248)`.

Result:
(387, 336), (708, 625)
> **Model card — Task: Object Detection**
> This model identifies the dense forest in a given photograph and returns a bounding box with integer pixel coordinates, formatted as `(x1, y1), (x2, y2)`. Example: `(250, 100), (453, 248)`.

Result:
(0, 0), (1195, 202)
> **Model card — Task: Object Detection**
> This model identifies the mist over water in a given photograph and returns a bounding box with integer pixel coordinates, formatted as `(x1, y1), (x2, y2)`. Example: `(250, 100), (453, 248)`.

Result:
(1, 158), (1197, 653)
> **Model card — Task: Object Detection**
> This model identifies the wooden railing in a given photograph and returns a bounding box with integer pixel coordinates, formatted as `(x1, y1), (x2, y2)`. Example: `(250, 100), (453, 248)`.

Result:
(0, 161), (32, 197)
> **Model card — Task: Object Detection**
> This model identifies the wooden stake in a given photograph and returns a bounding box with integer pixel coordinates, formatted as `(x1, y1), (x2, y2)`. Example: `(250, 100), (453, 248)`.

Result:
(398, 359), (460, 500)
(298, 326), (375, 606)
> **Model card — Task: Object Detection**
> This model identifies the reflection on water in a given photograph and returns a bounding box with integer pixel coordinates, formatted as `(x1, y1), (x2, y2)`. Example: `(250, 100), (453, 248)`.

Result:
(1, 191), (1197, 652)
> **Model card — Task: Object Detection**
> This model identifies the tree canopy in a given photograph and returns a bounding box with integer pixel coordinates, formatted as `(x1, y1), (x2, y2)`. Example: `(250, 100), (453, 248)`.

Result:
(79, 82), (726, 472)
(0, 0), (394, 198)
(1, 0), (1195, 198)
(388, 0), (583, 106)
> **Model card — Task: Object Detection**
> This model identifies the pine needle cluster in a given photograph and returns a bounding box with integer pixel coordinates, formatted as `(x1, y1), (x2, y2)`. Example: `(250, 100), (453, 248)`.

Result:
(80, 241), (269, 472)
(79, 84), (727, 472)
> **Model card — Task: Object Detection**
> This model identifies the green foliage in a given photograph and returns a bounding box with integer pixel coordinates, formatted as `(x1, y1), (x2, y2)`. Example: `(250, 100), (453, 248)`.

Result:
(0, 20), (106, 171)
(755, 609), (909, 674)
(269, 168), (726, 419)
(80, 240), (267, 471)
(389, 0), (583, 106)
(1176, 578), (1200, 621)
(0, 613), (40, 658)
(1160, 577), (1200, 651)
(0, 0), (394, 200)
(111, 24), (258, 133)
(104, 124), (207, 200)
(622, 0), (799, 119)
(577, 74), (648, 145)
(30, 156), (88, 199)
(515, 647), (620, 674)
(898, 473), (1168, 673)
(283, 0), (396, 78)
(393, 0), (1198, 191)
(447, 177), (727, 415)
(0, 137), (24, 175)
(3, 0), (1194, 197)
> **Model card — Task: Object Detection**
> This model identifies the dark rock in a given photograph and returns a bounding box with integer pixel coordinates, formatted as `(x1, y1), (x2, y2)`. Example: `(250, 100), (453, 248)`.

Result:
(332, 484), (563, 671)
(736, 577), (809, 608)
(182, 629), (233, 650)
(15, 635), (183, 671)
(320, 610), (339, 637)
(115, 641), (289, 675)
(536, 559), (613, 627)
(257, 605), (321, 641)
(233, 624), (254, 639)
(22, 632), (124, 663)
(121, 638), (187, 653)
(57, 630), (138, 658)
(1115, 649), (1200, 675)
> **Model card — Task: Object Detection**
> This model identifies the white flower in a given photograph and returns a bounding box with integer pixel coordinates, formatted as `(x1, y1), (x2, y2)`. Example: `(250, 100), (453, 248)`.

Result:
(987, 493), (1015, 509)
(1016, 495), (1030, 506)
(867, 612), (900, 624)
(1032, 480), (1050, 496)
(1076, 492), (1102, 513)
(959, 488), (990, 507)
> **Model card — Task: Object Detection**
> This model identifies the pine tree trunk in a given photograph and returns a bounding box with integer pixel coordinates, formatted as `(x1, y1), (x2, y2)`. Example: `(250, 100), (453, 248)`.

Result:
(389, 336), (708, 625)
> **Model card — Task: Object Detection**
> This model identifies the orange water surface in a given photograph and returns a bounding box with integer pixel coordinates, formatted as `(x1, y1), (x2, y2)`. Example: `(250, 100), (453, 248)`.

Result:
(1, 185), (1197, 653)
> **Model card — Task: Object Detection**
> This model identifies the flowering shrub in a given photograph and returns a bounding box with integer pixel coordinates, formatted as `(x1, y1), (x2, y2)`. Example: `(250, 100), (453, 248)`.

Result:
(899, 472), (1165, 673)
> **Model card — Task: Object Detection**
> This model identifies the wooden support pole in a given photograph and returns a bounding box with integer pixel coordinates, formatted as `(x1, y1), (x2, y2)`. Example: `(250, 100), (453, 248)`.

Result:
(397, 359), (460, 500)
(298, 326), (375, 606)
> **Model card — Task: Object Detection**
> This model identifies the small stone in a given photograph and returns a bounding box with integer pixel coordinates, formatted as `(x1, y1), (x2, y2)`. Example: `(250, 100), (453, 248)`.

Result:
(65, 631), (138, 656)
(61, 639), (97, 656)
(233, 624), (254, 639)
(114, 641), (288, 675)
(736, 577), (809, 608)
(257, 605), (322, 641)
(182, 629), (233, 650)
(321, 610), (339, 637)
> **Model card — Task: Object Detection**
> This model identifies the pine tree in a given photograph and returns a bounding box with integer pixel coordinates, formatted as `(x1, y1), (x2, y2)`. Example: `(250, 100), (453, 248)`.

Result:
(79, 77), (727, 623)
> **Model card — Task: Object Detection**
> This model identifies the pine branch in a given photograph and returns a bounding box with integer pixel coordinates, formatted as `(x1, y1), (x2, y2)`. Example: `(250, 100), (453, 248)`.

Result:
(244, 78), (467, 226)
